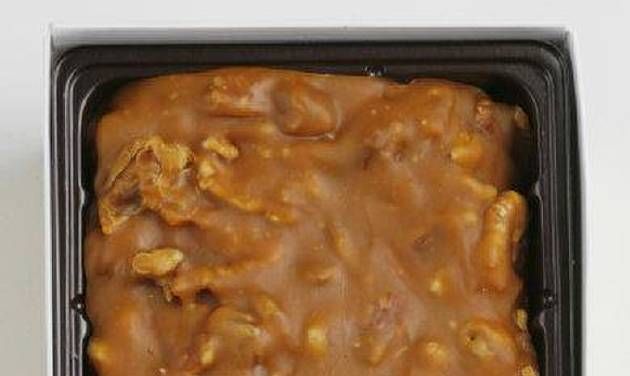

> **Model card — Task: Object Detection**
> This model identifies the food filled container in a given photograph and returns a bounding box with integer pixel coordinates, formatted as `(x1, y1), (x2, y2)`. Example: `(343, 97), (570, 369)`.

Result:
(48, 28), (582, 376)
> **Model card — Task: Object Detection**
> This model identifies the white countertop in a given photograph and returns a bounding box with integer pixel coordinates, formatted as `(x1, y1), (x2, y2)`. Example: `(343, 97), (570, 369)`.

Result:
(1, 0), (628, 374)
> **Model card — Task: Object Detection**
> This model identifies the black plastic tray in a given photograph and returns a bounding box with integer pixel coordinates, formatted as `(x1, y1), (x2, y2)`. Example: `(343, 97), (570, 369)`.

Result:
(50, 31), (582, 376)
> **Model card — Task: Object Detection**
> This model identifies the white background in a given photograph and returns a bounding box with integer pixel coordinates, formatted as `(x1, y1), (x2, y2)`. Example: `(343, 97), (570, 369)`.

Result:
(1, 0), (628, 374)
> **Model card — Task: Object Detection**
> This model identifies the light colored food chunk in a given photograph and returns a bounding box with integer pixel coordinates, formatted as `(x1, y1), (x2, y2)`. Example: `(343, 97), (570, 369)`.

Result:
(98, 136), (196, 234)
(460, 319), (517, 364)
(515, 309), (528, 331)
(304, 315), (329, 357)
(521, 365), (538, 376)
(185, 306), (270, 372)
(428, 269), (448, 297)
(205, 74), (267, 116)
(460, 175), (498, 201)
(417, 340), (449, 368)
(131, 248), (184, 277)
(87, 338), (110, 365)
(197, 157), (216, 179)
(198, 175), (262, 212)
(199, 337), (219, 367)
(202, 135), (240, 160)
(252, 293), (282, 320)
(208, 306), (261, 339)
(475, 191), (527, 290)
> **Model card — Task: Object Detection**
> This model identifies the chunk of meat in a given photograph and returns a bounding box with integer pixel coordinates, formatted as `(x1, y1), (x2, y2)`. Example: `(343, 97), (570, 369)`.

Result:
(98, 136), (198, 234)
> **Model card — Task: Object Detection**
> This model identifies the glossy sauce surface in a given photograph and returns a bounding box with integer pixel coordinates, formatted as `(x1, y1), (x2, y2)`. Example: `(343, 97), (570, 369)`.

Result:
(86, 68), (537, 376)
